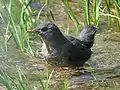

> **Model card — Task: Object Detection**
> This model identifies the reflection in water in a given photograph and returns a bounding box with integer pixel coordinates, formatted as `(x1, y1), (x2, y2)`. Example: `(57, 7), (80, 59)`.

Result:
(70, 72), (95, 82)
(1, 32), (120, 89)
(0, 0), (120, 89)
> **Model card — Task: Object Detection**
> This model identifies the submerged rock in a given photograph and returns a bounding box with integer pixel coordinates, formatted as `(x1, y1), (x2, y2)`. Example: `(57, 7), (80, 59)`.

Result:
(33, 23), (97, 67)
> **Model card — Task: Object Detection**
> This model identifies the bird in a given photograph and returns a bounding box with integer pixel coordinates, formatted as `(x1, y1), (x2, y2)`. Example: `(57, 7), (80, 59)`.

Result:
(33, 23), (97, 67)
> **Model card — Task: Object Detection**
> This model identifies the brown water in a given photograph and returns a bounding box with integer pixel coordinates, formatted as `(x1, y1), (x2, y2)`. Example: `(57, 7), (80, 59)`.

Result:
(1, 31), (120, 90)
(1, 0), (120, 90)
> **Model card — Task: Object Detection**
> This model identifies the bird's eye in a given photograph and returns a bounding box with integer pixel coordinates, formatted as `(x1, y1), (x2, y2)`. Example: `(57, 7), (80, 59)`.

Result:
(90, 25), (97, 31)
(41, 27), (48, 32)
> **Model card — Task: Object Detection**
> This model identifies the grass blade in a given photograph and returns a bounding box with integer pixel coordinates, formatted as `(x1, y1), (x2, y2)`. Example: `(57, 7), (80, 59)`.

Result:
(62, 0), (81, 31)
(93, 0), (101, 26)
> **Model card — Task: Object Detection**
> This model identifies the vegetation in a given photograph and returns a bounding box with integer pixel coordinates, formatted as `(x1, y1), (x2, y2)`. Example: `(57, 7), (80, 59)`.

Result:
(0, 0), (120, 90)
(62, 0), (120, 30)
(0, 68), (66, 90)
(0, 0), (34, 55)
(0, 0), (120, 53)
(62, 0), (101, 27)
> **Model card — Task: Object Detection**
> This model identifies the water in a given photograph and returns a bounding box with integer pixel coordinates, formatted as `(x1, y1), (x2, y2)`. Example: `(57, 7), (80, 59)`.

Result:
(1, 0), (120, 90)
(1, 31), (120, 90)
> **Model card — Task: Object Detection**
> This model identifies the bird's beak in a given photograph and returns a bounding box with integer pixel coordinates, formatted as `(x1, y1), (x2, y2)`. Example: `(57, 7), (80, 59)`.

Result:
(32, 27), (39, 32)
(27, 24), (47, 33)
(27, 27), (39, 33)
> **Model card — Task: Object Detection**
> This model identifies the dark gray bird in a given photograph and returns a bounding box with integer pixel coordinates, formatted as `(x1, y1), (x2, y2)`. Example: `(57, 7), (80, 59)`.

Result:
(33, 23), (97, 67)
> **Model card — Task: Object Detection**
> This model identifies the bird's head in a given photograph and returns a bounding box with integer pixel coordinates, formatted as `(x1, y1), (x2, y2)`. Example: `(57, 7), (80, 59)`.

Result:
(33, 23), (63, 42)
(33, 23), (58, 34)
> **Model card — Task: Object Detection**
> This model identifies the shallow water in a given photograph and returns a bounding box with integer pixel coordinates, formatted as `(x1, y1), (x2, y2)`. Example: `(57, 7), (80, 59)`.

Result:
(1, 31), (120, 90)
(1, 0), (120, 90)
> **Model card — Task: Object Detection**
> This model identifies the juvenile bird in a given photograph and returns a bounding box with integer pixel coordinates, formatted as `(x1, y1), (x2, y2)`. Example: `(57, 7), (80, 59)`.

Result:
(33, 23), (97, 67)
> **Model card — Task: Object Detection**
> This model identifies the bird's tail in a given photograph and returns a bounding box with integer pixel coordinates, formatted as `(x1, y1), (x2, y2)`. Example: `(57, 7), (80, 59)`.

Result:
(78, 25), (97, 48)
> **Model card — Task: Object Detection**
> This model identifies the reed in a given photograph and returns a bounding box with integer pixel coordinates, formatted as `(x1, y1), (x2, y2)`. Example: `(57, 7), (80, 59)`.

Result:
(0, 0), (34, 55)
(113, 0), (120, 30)
(79, 0), (90, 25)
(0, 21), (10, 52)
(0, 69), (13, 90)
(61, 80), (67, 90)
(63, 0), (101, 28)
(93, 0), (101, 26)
(0, 68), (64, 90)
(44, 0), (50, 5)
(62, 0), (81, 31)
(0, 68), (34, 90)
(105, 0), (111, 25)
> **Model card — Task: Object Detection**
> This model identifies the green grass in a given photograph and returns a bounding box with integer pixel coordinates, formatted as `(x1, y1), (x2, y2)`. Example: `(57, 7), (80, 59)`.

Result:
(93, 0), (101, 26)
(61, 80), (67, 90)
(79, 0), (90, 25)
(0, 0), (34, 55)
(1, 0), (120, 89)
(0, 0), (56, 54)
(62, 0), (120, 30)
(113, 0), (120, 30)
(0, 68), (37, 90)
(62, 0), (81, 31)
(1, 0), (120, 54)
(62, 0), (101, 28)
(105, 0), (111, 25)
(0, 68), (66, 90)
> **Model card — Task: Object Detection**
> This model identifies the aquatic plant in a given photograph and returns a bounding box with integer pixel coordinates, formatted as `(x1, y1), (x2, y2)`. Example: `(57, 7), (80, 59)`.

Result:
(105, 0), (111, 25)
(113, 0), (120, 30)
(93, 0), (101, 26)
(0, 68), (36, 90)
(0, 28), (10, 52)
(62, 0), (120, 30)
(0, 0), (34, 55)
(62, 0), (101, 28)
(79, 0), (90, 25)
(61, 80), (67, 90)
(62, 0), (81, 31)
(0, 67), (66, 90)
